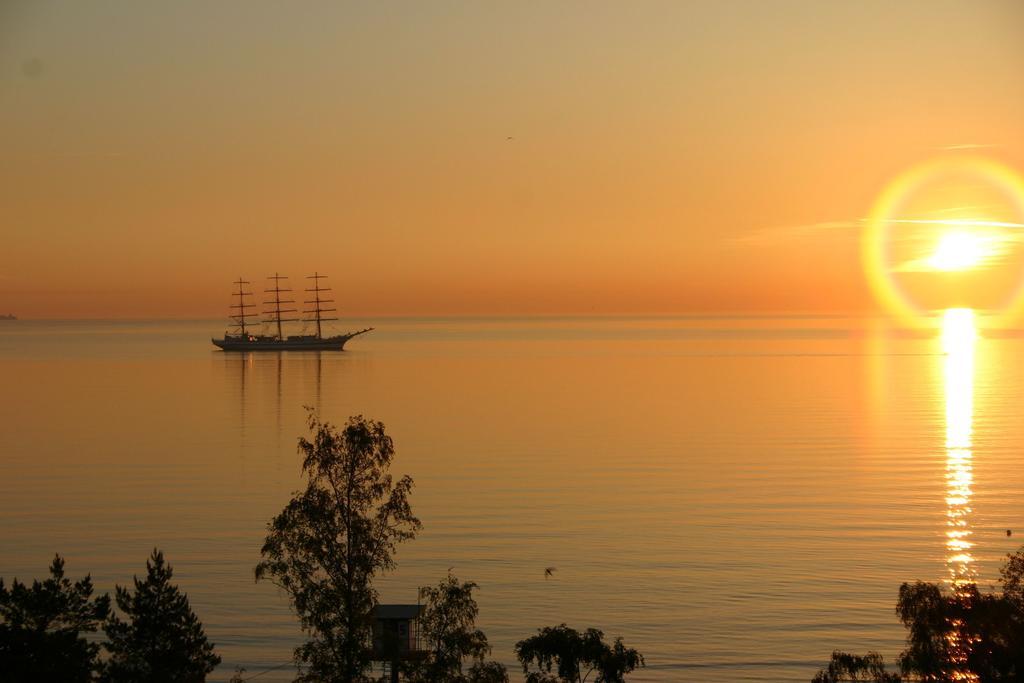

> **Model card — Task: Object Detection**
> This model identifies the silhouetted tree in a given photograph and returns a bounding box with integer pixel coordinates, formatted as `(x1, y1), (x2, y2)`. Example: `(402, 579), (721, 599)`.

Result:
(515, 624), (644, 683)
(102, 548), (220, 683)
(466, 661), (510, 683)
(811, 651), (901, 682)
(0, 554), (110, 683)
(894, 580), (962, 680)
(256, 413), (421, 683)
(896, 577), (1024, 682)
(402, 573), (507, 683)
(814, 547), (1024, 682)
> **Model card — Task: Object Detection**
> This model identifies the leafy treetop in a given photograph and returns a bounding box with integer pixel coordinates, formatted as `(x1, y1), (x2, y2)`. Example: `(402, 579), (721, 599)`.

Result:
(256, 413), (421, 683)
(515, 624), (644, 683)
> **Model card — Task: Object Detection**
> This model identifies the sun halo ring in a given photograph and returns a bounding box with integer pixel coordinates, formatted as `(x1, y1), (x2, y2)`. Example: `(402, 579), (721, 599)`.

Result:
(862, 156), (1024, 328)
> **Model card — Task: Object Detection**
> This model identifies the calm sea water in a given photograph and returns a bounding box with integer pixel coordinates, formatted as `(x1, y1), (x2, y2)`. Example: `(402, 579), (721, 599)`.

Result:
(1, 315), (1023, 682)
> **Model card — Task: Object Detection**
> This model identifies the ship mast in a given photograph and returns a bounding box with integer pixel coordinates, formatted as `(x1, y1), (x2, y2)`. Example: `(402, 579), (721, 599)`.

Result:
(263, 273), (298, 340)
(229, 277), (255, 336)
(303, 272), (338, 340)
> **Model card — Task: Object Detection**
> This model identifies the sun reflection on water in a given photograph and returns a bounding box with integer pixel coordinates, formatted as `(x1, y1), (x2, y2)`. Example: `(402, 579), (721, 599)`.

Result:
(942, 308), (976, 585)
(942, 308), (979, 681)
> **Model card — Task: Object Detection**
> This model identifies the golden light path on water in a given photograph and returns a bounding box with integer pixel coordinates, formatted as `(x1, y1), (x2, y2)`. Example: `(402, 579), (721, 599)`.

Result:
(941, 308), (979, 681)
(943, 308), (976, 584)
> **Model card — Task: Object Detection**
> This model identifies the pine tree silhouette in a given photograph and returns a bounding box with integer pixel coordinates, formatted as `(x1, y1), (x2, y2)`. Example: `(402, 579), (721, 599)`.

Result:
(102, 549), (220, 683)
(0, 554), (110, 682)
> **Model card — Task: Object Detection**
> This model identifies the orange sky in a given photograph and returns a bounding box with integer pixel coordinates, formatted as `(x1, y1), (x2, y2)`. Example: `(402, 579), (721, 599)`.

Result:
(1, 1), (1023, 318)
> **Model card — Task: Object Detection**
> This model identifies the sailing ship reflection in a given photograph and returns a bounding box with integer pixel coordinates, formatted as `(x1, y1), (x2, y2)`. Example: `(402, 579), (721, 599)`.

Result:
(226, 349), (326, 432)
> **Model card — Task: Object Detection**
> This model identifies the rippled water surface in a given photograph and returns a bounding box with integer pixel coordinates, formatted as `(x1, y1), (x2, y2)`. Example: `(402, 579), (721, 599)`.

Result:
(2, 316), (1023, 682)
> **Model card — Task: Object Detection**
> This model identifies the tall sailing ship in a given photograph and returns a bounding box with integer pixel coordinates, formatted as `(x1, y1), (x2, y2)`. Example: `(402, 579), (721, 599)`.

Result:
(211, 273), (372, 351)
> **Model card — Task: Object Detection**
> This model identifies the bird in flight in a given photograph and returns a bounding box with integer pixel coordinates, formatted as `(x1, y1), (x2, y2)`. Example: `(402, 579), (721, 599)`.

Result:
(544, 567), (557, 579)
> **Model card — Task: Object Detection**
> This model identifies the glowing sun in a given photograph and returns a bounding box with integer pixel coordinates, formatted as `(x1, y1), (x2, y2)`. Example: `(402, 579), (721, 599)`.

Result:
(927, 232), (989, 271)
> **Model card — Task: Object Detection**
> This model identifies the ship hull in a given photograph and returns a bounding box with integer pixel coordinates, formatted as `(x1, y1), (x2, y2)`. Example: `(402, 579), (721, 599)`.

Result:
(212, 328), (372, 351)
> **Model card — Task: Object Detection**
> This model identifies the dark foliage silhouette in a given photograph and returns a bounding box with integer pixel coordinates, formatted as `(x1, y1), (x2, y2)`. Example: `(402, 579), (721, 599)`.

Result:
(515, 624), (644, 683)
(402, 573), (507, 683)
(0, 555), (110, 683)
(101, 548), (220, 683)
(811, 651), (901, 682)
(465, 661), (511, 683)
(896, 580), (1024, 681)
(256, 413), (421, 683)
(813, 547), (1024, 682)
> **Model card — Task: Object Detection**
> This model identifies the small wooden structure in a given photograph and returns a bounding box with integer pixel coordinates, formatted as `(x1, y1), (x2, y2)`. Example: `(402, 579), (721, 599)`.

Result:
(370, 604), (426, 683)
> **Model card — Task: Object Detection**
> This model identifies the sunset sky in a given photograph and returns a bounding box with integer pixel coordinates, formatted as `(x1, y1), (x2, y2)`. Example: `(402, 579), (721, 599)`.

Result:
(2, 1), (1023, 318)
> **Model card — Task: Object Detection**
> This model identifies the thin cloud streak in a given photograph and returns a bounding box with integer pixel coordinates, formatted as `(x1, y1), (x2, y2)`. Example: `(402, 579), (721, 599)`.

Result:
(940, 143), (999, 151)
(884, 218), (1024, 229)
(892, 251), (1011, 273)
(736, 216), (1024, 249)
(732, 220), (861, 246)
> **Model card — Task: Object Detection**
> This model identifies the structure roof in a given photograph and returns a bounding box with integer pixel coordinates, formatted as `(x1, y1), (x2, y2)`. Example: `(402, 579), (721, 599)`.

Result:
(372, 604), (423, 620)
